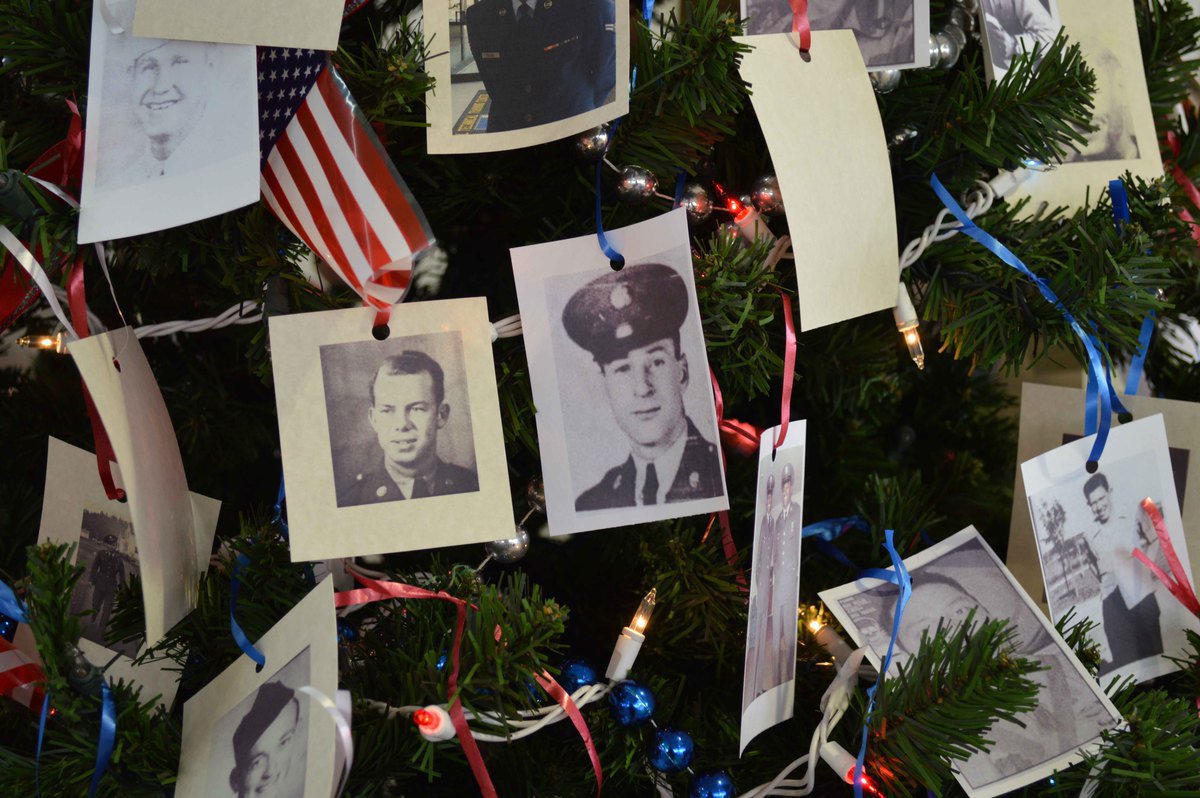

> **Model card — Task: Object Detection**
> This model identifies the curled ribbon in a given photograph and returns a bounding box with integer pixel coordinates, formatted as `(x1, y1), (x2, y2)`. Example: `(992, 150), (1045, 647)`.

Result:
(1164, 132), (1200, 247)
(788, 0), (811, 52)
(88, 681), (116, 798)
(853, 530), (912, 798)
(297, 686), (354, 798)
(772, 291), (797, 452)
(0, 581), (28, 625)
(230, 554), (268, 670)
(931, 173), (1115, 468)
(334, 575), (497, 798)
(532, 671), (602, 796)
(1133, 498), (1200, 618)
(36, 690), (49, 797)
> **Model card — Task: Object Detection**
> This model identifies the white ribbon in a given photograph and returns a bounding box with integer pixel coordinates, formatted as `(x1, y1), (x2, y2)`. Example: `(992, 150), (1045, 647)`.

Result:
(297, 686), (354, 798)
(0, 225), (78, 340)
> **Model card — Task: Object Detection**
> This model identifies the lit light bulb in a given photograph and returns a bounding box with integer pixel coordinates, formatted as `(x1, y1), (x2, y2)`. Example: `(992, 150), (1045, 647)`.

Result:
(630, 588), (656, 634)
(16, 332), (65, 353)
(607, 587), (658, 681)
(892, 282), (925, 370)
(412, 705), (456, 741)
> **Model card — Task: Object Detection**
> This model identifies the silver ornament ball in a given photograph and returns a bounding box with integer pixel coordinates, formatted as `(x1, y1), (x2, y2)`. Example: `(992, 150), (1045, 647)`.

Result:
(948, 7), (976, 34)
(574, 124), (610, 160)
(870, 69), (902, 94)
(485, 525), (531, 564)
(615, 166), (658, 203)
(942, 22), (968, 51)
(680, 182), (713, 223)
(750, 174), (784, 215)
(958, 0), (980, 15)
(930, 30), (960, 69)
(526, 476), (546, 514)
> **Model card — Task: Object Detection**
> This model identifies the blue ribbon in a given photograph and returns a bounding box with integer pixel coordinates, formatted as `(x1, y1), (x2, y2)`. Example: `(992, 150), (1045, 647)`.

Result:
(1108, 179), (1155, 397)
(88, 682), (115, 798)
(35, 690), (49, 798)
(673, 170), (686, 208)
(592, 0), (657, 265)
(271, 473), (289, 542)
(230, 554), (267, 671)
(931, 173), (1114, 467)
(0, 580), (29, 624)
(852, 530), (912, 798)
(802, 516), (870, 569)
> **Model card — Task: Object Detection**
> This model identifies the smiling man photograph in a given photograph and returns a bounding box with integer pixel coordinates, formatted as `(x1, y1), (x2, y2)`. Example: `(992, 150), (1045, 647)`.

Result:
(339, 349), (479, 506)
(561, 262), (723, 511)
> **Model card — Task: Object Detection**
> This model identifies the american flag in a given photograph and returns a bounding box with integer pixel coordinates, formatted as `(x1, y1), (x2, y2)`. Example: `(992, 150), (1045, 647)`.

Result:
(0, 637), (45, 713)
(257, 48), (434, 308)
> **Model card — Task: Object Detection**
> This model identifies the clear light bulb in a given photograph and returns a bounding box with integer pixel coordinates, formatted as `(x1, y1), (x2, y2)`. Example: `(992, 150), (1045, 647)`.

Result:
(892, 282), (925, 370)
(16, 332), (64, 353)
(630, 588), (656, 634)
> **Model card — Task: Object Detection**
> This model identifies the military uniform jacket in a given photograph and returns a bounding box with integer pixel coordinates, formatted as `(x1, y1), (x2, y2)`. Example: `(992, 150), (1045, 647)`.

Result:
(575, 417), (723, 511)
(465, 0), (617, 132)
(339, 456), (479, 507)
(771, 502), (802, 619)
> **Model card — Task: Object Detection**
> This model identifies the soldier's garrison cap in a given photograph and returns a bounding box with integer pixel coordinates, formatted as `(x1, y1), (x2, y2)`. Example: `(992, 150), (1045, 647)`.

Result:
(781, 462), (796, 486)
(561, 262), (689, 365)
(766, 473), (775, 493)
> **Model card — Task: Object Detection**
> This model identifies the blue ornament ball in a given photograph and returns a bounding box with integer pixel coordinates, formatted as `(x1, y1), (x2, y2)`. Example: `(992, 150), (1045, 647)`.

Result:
(607, 680), (655, 726)
(335, 618), (358, 645)
(558, 659), (599, 693)
(689, 770), (735, 798)
(647, 728), (695, 773)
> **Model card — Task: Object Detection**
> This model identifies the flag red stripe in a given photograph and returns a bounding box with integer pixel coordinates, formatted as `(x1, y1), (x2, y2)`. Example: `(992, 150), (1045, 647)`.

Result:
(0, 663), (44, 692)
(273, 134), (363, 291)
(294, 103), (391, 271)
(315, 72), (430, 253)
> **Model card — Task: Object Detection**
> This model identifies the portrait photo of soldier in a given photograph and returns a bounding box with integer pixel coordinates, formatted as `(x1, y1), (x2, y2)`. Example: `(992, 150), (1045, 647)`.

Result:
(453, 0), (617, 133)
(320, 332), (479, 509)
(209, 648), (311, 798)
(69, 509), (140, 658)
(558, 262), (724, 512)
(742, 0), (925, 69)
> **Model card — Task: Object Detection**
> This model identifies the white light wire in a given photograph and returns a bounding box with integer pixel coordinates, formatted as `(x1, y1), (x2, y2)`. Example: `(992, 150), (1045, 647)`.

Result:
(898, 179), (997, 274)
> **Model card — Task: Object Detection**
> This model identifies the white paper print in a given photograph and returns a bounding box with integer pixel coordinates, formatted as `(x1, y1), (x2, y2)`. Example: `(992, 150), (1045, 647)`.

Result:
(78, 0), (259, 243)
(17, 436), (221, 707)
(741, 0), (931, 70)
(1021, 414), (1200, 684)
(69, 328), (198, 645)
(820, 528), (1122, 798)
(740, 421), (806, 752)
(424, 0), (629, 154)
(269, 300), (514, 560)
(511, 208), (729, 536)
(177, 578), (338, 798)
(734, 30), (899, 331)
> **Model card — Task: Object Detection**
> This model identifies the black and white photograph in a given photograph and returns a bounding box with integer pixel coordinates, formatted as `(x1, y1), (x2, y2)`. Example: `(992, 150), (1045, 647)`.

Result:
(979, 0), (1060, 82)
(424, 0), (630, 153)
(820, 528), (1123, 798)
(25, 437), (222, 708)
(511, 209), (729, 536)
(320, 332), (479, 508)
(1022, 414), (1200, 683)
(270, 301), (514, 560)
(209, 648), (311, 798)
(1008, 384), (1200, 611)
(1003, 0), (1163, 214)
(741, 0), (931, 70)
(70, 510), (139, 658)
(177, 579), (338, 798)
(740, 422), (806, 752)
(77, 0), (260, 243)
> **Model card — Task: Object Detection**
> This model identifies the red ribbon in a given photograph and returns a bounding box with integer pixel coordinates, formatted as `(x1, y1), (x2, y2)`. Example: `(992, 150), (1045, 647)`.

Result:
(65, 260), (125, 502)
(771, 291), (797, 451)
(334, 575), (497, 798)
(789, 0), (811, 52)
(1132, 498), (1200, 618)
(532, 671), (602, 796)
(1164, 132), (1200, 247)
(27, 100), (84, 190)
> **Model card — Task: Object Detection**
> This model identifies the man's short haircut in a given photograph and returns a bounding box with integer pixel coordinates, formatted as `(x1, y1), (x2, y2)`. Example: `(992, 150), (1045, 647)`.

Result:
(229, 681), (300, 794)
(370, 350), (445, 406)
(1083, 472), (1110, 498)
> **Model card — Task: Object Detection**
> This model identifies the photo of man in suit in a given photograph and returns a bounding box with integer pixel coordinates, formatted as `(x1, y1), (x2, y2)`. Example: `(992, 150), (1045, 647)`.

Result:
(747, 473), (776, 705)
(338, 350), (479, 506)
(560, 262), (724, 511)
(462, 0), (616, 132)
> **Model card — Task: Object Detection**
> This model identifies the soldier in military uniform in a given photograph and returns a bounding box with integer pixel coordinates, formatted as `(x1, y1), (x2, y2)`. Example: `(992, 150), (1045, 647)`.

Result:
(339, 350), (479, 507)
(464, 0), (617, 132)
(561, 262), (724, 512)
(748, 473), (777, 702)
(769, 462), (802, 688)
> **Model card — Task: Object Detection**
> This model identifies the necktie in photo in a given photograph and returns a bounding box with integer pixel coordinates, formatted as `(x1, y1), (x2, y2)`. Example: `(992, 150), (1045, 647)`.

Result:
(642, 463), (659, 506)
(517, 0), (532, 24)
